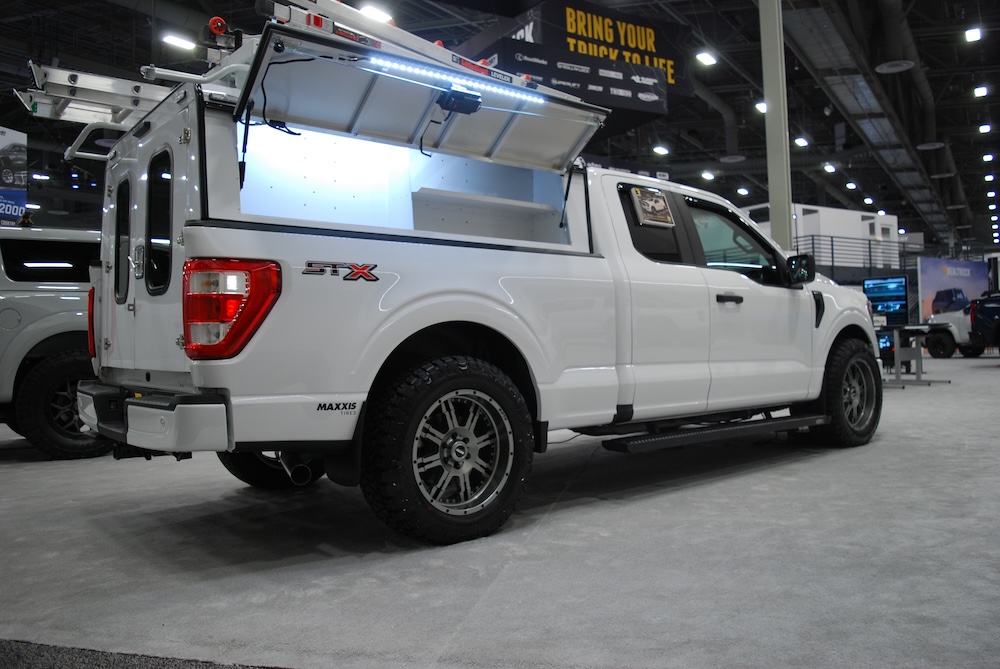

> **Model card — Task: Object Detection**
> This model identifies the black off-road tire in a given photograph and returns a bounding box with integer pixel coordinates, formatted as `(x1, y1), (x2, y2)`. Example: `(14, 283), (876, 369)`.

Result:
(360, 356), (534, 545)
(812, 339), (882, 447)
(217, 451), (325, 489)
(13, 350), (111, 459)
(958, 345), (985, 358)
(3, 411), (24, 437)
(926, 332), (955, 359)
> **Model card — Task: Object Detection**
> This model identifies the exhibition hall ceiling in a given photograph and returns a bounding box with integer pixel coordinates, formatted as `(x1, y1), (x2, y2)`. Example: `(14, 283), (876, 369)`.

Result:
(0, 0), (997, 247)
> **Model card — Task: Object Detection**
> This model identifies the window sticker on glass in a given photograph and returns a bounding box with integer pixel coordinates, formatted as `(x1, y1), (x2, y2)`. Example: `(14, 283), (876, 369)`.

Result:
(630, 187), (675, 227)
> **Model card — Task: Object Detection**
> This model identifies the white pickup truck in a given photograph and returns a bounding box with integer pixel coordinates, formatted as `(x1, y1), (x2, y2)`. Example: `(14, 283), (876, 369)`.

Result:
(30, 1), (881, 543)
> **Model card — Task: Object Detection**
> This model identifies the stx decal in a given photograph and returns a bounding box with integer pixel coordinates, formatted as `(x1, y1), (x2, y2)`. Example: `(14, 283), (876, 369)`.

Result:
(303, 261), (379, 281)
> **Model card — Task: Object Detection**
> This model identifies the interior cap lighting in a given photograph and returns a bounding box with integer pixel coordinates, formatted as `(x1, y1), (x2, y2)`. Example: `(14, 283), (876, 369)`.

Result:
(696, 52), (717, 66)
(369, 56), (545, 104)
(163, 35), (196, 50)
(966, 27), (982, 42)
(360, 6), (393, 22)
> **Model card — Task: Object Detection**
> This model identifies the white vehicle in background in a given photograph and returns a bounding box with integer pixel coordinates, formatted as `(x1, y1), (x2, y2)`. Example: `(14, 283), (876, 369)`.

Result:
(0, 226), (110, 458)
(21, 0), (882, 543)
(925, 308), (984, 358)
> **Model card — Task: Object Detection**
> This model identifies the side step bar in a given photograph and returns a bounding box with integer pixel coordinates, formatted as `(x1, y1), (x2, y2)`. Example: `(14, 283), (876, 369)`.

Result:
(602, 414), (829, 454)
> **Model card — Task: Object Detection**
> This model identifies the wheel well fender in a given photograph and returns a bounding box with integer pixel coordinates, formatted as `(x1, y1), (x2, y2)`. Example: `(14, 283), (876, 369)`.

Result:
(1, 330), (89, 403)
(370, 322), (538, 419)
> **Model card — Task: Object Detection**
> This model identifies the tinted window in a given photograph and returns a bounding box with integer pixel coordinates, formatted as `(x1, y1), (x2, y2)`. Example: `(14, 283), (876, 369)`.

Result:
(115, 178), (131, 303)
(1, 239), (99, 283)
(146, 151), (172, 294)
(618, 184), (682, 264)
(687, 201), (783, 286)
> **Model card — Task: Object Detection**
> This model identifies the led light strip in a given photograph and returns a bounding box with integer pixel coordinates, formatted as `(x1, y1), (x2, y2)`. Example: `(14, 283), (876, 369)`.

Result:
(369, 56), (545, 104)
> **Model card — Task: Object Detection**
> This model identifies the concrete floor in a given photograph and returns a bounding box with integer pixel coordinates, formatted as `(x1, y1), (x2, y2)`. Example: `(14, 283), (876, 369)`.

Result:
(1, 356), (998, 669)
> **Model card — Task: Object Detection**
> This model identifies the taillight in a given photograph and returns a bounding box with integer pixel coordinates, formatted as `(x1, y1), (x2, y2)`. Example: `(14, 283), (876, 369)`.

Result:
(182, 259), (281, 360)
(87, 287), (96, 358)
(970, 301), (978, 326)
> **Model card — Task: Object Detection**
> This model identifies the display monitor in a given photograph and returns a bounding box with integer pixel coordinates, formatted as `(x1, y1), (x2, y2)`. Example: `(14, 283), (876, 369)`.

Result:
(863, 275), (909, 327)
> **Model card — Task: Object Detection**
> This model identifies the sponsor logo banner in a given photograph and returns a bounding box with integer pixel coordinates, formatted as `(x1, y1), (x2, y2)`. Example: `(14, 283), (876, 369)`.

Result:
(484, 38), (667, 114)
(0, 125), (28, 227)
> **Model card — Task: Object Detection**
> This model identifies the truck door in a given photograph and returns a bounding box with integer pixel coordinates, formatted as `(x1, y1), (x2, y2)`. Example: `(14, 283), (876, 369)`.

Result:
(678, 195), (814, 410)
(601, 176), (712, 420)
(101, 96), (195, 375)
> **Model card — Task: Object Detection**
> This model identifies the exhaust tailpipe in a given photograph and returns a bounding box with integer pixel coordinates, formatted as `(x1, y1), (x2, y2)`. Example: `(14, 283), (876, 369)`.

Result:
(278, 452), (313, 486)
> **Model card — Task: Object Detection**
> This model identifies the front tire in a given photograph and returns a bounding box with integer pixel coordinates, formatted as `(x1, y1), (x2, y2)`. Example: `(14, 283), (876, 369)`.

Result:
(360, 356), (534, 545)
(926, 332), (955, 358)
(14, 351), (111, 459)
(812, 339), (882, 447)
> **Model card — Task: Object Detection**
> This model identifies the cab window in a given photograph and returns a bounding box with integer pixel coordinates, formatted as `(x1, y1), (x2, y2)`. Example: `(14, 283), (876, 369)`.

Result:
(114, 178), (131, 303)
(145, 151), (172, 294)
(618, 184), (682, 264)
(686, 198), (783, 286)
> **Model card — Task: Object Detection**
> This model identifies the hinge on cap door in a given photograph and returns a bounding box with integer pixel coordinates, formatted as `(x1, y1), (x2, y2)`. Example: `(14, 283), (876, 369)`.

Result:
(179, 128), (192, 144)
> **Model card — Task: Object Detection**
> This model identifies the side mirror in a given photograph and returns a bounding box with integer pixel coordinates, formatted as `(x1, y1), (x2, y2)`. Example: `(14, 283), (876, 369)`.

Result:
(786, 254), (815, 286)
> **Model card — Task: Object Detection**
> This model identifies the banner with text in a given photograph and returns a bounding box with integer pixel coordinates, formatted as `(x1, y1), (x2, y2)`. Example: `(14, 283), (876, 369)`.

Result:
(0, 126), (28, 227)
(917, 256), (990, 322)
(489, 0), (692, 99)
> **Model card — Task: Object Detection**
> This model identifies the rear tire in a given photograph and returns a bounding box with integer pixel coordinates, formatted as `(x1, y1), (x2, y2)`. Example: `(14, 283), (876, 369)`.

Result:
(958, 345), (985, 358)
(926, 332), (955, 358)
(812, 339), (882, 447)
(217, 451), (325, 489)
(360, 356), (533, 545)
(14, 351), (111, 459)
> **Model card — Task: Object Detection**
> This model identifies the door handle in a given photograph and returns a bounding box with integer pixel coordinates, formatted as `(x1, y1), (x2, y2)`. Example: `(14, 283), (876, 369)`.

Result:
(716, 293), (744, 304)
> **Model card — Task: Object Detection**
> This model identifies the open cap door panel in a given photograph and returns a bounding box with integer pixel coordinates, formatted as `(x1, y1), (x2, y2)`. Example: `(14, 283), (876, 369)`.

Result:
(235, 23), (608, 173)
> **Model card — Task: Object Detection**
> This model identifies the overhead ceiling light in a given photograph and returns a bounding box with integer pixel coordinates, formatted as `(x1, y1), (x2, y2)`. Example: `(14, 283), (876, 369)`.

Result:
(898, 228), (906, 234)
(31, 173), (50, 180)
(975, 86), (988, 97)
(864, 197), (874, 205)
(719, 154), (746, 163)
(755, 102), (767, 113)
(981, 124), (992, 134)
(360, 5), (393, 22)
(985, 154), (995, 162)
(946, 203), (966, 210)
(875, 60), (914, 74)
(987, 174), (996, 181)
(966, 27), (982, 42)
(988, 191), (996, 197)
(25, 203), (41, 210)
(846, 182), (857, 190)
(916, 140), (945, 150)
(794, 137), (809, 147)
(162, 35), (196, 50)
(930, 170), (955, 179)
(652, 145), (669, 155)
(696, 52), (717, 66)
(823, 163), (836, 173)
(701, 171), (715, 180)
(993, 217), (999, 222)
(990, 204), (998, 210)
(877, 209), (886, 216)
(737, 187), (750, 196)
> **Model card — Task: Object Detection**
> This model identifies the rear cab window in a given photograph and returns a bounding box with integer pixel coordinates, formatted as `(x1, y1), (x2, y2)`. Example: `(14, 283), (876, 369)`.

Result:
(0, 238), (99, 283)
